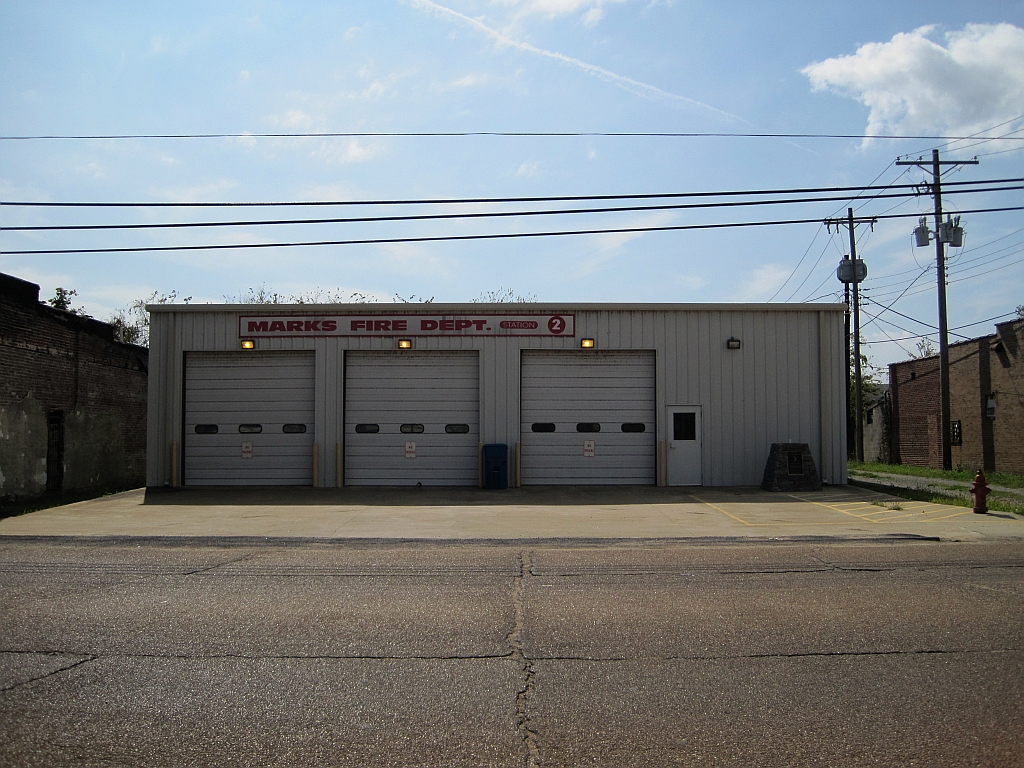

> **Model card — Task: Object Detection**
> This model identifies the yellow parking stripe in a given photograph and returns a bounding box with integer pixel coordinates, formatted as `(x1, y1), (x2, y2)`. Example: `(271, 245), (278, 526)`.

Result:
(787, 494), (881, 521)
(688, 494), (754, 526)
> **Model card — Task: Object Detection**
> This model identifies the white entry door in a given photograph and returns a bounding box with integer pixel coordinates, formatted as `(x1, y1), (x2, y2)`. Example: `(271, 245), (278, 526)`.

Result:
(666, 406), (702, 486)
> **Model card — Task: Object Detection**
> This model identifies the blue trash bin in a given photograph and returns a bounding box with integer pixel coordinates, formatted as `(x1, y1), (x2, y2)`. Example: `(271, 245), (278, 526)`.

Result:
(483, 444), (508, 490)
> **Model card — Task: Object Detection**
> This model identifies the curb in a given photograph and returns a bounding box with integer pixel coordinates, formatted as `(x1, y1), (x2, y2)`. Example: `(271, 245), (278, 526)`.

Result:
(0, 533), (944, 548)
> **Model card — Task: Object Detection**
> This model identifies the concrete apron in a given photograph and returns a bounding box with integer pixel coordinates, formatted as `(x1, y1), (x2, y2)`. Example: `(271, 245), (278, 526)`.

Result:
(0, 485), (1020, 541)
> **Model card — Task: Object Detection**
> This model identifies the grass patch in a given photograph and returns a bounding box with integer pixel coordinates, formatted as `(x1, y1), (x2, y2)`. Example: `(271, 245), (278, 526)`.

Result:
(850, 478), (1024, 516)
(849, 461), (1024, 489)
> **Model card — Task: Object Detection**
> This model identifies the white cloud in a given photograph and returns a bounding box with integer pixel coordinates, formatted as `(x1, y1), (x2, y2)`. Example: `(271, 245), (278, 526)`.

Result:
(77, 161), (106, 179)
(569, 210), (677, 275)
(675, 274), (708, 290)
(493, 0), (626, 25)
(410, 0), (745, 121)
(516, 161), (540, 177)
(582, 7), (602, 27)
(294, 183), (359, 201)
(150, 179), (238, 202)
(803, 23), (1024, 139)
(377, 242), (457, 279)
(449, 73), (490, 88)
(733, 264), (791, 302)
(312, 139), (380, 164)
(279, 109), (315, 129)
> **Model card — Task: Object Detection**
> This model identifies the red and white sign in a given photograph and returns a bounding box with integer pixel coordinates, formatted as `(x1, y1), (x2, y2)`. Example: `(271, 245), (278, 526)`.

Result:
(239, 313), (575, 338)
(241, 441), (253, 459)
(405, 441), (416, 459)
(583, 440), (595, 458)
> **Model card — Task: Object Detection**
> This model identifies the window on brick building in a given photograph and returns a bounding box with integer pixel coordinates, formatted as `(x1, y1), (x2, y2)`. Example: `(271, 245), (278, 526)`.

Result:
(950, 420), (962, 446)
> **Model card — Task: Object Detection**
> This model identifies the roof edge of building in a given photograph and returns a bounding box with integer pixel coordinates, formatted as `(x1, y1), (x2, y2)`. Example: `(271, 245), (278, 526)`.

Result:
(147, 301), (848, 313)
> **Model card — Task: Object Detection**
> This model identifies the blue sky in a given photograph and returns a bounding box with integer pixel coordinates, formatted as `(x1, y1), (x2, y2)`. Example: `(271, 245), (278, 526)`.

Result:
(1, 0), (1022, 367)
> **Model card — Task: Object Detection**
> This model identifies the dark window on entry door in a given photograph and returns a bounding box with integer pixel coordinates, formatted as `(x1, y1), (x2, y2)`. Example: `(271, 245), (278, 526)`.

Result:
(673, 412), (696, 441)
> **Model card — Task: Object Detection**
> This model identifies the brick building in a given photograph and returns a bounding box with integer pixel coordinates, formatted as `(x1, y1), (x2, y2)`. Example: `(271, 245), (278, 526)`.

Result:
(889, 318), (1024, 473)
(1, 272), (148, 502)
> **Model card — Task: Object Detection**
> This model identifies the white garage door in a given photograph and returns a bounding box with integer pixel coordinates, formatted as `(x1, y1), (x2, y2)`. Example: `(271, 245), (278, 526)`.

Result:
(520, 350), (656, 485)
(184, 352), (315, 486)
(345, 351), (479, 486)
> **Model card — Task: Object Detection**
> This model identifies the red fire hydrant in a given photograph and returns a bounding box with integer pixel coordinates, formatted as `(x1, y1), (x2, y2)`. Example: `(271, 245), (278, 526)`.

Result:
(970, 471), (990, 514)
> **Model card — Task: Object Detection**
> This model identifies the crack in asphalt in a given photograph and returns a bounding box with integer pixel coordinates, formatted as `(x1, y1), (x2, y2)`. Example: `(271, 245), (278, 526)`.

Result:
(530, 647), (1023, 661)
(181, 552), (256, 576)
(3, 646), (1018, 667)
(508, 550), (539, 768)
(0, 653), (96, 693)
(1, 649), (515, 661)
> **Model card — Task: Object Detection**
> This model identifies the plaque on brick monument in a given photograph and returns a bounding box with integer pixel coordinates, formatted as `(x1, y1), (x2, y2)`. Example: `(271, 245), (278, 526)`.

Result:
(760, 442), (821, 491)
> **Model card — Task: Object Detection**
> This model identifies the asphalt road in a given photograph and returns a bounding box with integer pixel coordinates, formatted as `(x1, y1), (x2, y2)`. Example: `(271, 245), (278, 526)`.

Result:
(1, 536), (1022, 767)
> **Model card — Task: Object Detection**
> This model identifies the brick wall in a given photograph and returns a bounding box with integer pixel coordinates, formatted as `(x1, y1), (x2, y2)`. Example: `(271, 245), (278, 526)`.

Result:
(889, 355), (940, 467)
(0, 276), (148, 501)
(989, 321), (1024, 474)
(890, 319), (1023, 473)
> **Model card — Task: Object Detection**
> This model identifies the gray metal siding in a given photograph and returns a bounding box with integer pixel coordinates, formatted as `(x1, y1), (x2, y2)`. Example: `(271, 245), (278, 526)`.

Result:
(345, 351), (480, 486)
(520, 350), (656, 485)
(183, 352), (315, 485)
(146, 305), (846, 489)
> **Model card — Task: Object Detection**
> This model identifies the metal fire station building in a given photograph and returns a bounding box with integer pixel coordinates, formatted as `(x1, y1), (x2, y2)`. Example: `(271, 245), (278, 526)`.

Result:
(146, 303), (848, 489)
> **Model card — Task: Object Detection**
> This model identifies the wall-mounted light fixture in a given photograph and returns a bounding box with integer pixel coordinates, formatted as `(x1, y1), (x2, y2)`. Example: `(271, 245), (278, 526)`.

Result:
(581, 338), (595, 349)
(241, 339), (255, 350)
(726, 337), (741, 350)
(397, 339), (413, 349)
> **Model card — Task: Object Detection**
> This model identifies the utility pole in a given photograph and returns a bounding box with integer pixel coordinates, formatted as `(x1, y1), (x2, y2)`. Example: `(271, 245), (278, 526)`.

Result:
(843, 268), (852, 459)
(896, 149), (978, 470)
(829, 209), (875, 464)
(848, 208), (864, 463)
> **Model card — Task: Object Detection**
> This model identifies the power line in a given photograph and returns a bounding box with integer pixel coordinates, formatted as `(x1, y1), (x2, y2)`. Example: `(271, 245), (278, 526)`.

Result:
(5, 177), (1019, 209)
(770, 162), (901, 302)
(866, 251), (1024, 302)
(784, 234), (834, 302)
(901, 115), (1019, 158)
(4, 131), (1024, 142)
(7, 184), (1021, 233)
(865, 311), (1019, 343)
(6, 205), (1022, 256)
(864, 299), (972, 340)
(768, 226), (822, 302)
(863, 226), (1024, 282)
(977, 144), (1024, 159)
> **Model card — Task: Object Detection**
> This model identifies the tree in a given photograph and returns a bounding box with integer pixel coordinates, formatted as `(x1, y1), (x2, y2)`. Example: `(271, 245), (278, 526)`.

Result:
(109, 290), (191, 347)
(911, 338), (936, 358)
(223, 284), (375, 304)
(849, 338), (884, 416)
(472, 288), (537, 303)
(47, 287), (90, 316)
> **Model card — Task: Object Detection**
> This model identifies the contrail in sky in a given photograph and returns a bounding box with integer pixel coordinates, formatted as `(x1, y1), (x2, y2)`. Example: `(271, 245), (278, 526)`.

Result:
(409, 0), (747, 124)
